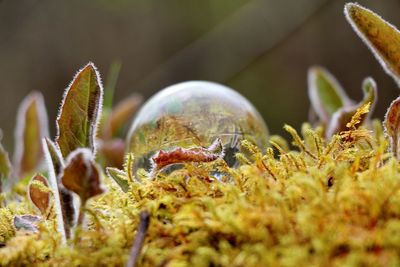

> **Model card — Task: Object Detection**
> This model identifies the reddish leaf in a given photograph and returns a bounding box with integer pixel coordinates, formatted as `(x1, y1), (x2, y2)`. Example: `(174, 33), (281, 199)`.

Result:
(61, 148), (104, 205)
(14, 92), (48, 177)
(28, 174), (51, 216)
(56, 63), (103, 158)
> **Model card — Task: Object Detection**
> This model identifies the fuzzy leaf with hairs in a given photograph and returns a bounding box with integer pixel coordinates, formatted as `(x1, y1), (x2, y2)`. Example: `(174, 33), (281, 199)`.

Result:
(345, 3), (400, 86)
(56, 63), (103, 158)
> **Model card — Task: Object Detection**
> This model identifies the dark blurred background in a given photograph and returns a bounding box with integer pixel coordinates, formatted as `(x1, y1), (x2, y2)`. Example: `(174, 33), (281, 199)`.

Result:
(0, 0), (399, 151)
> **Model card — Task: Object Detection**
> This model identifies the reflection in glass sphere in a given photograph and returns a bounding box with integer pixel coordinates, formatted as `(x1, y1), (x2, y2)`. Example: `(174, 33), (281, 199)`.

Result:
(127, 81), (268, 174)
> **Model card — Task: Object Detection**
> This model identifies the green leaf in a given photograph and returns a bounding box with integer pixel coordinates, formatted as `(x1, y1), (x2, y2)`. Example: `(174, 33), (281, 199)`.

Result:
(308, 66), (351, 123)
(345, 3), (400, 85)
(106, 167), (129, 193)
(14, 92), (48, 177)
(61, 148), (104, 205)
(0, 141), (11, 193)
(326, 77), (377, 137)
(28, 174), (51, 216)
(384, 96), (400, 159)
(56, 63), (104, 158)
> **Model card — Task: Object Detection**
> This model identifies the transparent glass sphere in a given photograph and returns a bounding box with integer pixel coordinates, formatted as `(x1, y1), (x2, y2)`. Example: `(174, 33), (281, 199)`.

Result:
(127, 81), (268, 173)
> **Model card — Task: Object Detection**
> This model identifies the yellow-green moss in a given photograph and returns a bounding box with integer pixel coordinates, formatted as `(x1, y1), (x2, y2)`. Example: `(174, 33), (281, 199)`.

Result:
(0, 208), (14, 244)
(2, 118), (400, 266)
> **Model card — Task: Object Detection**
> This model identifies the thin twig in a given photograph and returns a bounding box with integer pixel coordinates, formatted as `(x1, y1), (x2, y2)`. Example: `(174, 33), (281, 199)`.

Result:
(126, 211), (151, 267)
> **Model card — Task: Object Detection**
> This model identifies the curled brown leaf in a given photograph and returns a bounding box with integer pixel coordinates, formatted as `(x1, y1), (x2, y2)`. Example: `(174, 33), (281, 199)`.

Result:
(61, 148), (104, 205)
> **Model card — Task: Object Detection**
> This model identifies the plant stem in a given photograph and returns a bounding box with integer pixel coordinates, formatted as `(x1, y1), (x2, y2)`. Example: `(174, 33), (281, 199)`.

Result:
(77, 204), (85, 227)
(393, 136), (398, 159)
(126, 211), (150, 267)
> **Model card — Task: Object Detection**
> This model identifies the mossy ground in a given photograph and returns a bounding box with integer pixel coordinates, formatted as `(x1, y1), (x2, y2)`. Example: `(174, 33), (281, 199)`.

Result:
(1, 120), (400, 267)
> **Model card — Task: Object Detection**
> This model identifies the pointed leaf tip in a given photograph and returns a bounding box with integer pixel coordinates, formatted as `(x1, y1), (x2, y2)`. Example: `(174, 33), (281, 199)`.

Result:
(42, 138), (69, 242)
(345, 3), (400, 86)
(56, 63), (104, 158)
(106, 167), (129, 193)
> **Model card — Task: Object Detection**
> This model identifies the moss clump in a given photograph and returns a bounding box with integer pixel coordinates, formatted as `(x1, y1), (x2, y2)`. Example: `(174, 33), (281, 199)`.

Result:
(0, 208), (14, 244)
(2, 114), (400, 266)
